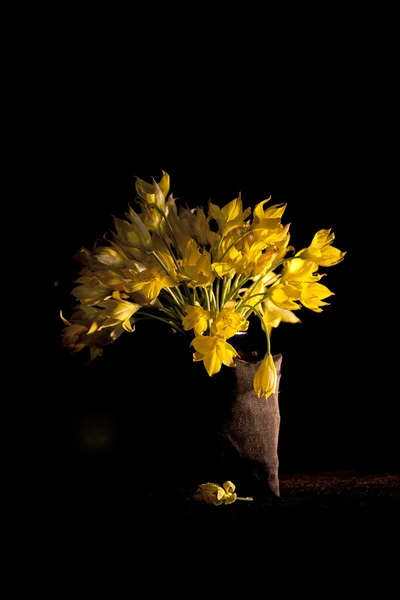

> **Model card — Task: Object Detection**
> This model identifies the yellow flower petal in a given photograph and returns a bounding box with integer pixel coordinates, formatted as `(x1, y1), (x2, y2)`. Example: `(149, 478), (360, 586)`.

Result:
(296, 229), (346, 267)
(203, 346), (222, 376)
(253, 354), (277, 399)
(224, 493), (237, 505)
(223, 481), (235, 494)
(191, 336), (238, 376)
(191, 335), (215, 355)
(135, 170), (170, 210)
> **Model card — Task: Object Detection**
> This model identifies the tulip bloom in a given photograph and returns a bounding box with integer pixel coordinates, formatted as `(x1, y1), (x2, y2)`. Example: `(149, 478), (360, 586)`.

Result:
(179, 239), (214, 288)
(300, 282), (334, 312)
(210, 307), (249, 339)
(89, 296), (140, 333)
(261, 298), (301, 336)
(296, 229), (346, 267)
(113, 210), (153, 253)
(135, 170), (170, 211)
(254, 353), (277, 399)
(182, 304), (212, 335)
(191, 335), (238, 376)
(193, 481), (238, 505)
(208, 196), (251, 236)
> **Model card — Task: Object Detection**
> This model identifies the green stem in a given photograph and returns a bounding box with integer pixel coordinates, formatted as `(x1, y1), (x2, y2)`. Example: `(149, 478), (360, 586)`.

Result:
(210, 288), (218, 316)
(135, 311), (185, 334)
(175, 285), (186, 303)
(239, 303), (263, 321)
(215, 278), (220, 313)
(265, 319), (271, 355)
(237, 304), (271, 355)
(235, 276), (265, 311)
(165, 287), (185, 311)
(182, 281), (193, 304)
(203, 286), (213, 331)
(224, 274), (251, 303)
(238, 286), (281, 313)
(214, 234), (224, 260)
(166, 301), (185, 322)
(204, 287), (211, 313)
(220, 277), (229, 308)
(159, 306), (181, 320)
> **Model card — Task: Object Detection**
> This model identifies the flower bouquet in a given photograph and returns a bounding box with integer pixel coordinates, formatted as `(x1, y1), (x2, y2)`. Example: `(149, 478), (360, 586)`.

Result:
(61, 170), (345, 401)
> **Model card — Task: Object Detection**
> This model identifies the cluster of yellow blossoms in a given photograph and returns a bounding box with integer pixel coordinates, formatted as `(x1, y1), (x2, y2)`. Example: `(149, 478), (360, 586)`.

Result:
(61, 171), (345, 398)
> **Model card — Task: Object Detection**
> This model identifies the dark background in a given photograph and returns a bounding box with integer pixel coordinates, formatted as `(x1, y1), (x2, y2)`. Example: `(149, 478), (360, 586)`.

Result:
(40, 21), (397, 493)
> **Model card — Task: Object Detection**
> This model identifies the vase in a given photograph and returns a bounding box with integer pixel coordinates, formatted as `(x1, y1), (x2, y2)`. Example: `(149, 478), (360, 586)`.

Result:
(212, 331), (282, 498)
(135, 328), (282, 498)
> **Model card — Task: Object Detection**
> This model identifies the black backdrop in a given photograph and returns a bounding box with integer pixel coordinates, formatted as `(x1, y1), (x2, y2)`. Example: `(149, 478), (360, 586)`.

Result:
(42, 31), (397, 485)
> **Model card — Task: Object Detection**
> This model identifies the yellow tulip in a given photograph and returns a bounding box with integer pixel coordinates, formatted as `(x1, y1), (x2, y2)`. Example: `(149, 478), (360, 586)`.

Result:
(296, 229), (346, 267)
(269, 258), (323, 310)
(91, 296), (140, 332)
(236, 238), (264, 267)
(252, 223), (291, 247)
(60, 306), (118, 359)
(60, 320), (87, 352)
(212, 232), (243, 275)
(300, 282), (334, 312)
(210, 307), (249, 339)
(236, 243), (277, 277)
(151, 240), (180, 276)
(261, 298), (301, 336)
(208, 195), (251, 236)
(269, 285), (301, 310)
(72, 276), (111, 306)
(270, 265), (334, 313)
(254, 353), (277, 399)
(192, 207), (219, 247)
(191, 335), (238, 376)
(179, 239), (215, 288)
(251, 197), (290, 244)
(193, 482), (226, 505)
(94, 269), (133, 292)
(106, 236), (145, 263)
(281, 258), (321, 283)
(162, 197), (193, 255)
(135, 170), (170, 211)
(251, 248), (278, 277)
(138, 202), (166, 233)
(125, 267), (177, 302)
(263, 202), (287, 220)
(92, 246), (126, 268)
(193, 481), (238, 505)
(272, 236), (293, 265)
(252, 197), (287, 222)
(182, 304), (211, 335)
(212, 260), (237, 278)
(113, 210), (153, 253)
